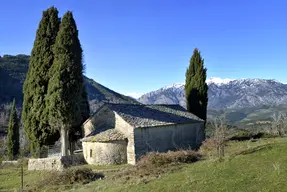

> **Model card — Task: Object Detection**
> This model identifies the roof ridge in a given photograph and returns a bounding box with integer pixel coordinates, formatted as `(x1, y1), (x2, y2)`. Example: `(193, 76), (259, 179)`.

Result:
(82, 102), (204, 129)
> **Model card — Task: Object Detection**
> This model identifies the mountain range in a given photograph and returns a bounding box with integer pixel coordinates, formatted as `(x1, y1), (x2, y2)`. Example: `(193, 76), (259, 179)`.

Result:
(1, 54), (286, 129)
(138, 77), (287, 110)
(138, 77), (287, 126)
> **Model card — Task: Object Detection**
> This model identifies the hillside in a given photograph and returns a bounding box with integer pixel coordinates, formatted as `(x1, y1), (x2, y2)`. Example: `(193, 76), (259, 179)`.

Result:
(0, 54), (138, 130)
(76, 138), (287, 192)
(2, 137), (287, 191)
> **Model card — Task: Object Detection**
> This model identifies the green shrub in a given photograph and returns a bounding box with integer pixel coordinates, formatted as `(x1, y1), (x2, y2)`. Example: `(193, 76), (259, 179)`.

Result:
(228, 131), (279, 141)
(228, 131), (251, 141)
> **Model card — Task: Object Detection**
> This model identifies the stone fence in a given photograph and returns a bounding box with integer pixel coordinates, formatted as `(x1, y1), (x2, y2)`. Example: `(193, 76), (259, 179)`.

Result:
(28, 153), (86, 171)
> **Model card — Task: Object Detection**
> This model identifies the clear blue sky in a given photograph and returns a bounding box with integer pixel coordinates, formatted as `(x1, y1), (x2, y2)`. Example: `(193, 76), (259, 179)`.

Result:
(1, 0), (287, 98)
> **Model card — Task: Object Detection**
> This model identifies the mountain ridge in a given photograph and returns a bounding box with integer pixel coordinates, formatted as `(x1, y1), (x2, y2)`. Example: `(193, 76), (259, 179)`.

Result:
(138, 77), (287, 110)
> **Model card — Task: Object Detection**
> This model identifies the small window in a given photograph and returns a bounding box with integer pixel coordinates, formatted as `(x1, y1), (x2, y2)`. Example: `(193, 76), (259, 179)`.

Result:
(90, 149), (92, 157)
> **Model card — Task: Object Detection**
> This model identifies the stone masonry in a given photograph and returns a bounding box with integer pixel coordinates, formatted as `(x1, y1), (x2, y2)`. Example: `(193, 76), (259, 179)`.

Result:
(28, 154), (86, 171)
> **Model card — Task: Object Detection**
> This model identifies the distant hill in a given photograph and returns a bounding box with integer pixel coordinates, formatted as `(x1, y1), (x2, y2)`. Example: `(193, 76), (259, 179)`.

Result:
(0, 54), (138, 131)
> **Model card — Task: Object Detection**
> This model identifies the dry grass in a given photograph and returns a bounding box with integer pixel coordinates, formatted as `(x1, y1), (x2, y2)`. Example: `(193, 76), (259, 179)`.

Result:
(26, 167), (104, 192)
(199, 138), (218, 158)
(110, 149), (202, 185)
(137, 150), (202, 166)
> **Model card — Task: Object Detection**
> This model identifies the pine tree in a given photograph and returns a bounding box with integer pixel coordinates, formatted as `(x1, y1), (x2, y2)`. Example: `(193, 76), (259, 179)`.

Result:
(185, 48), (208, 122)
(46, 11), (89, 156)
(22, 7), (60, 157)
(7, 99), (19, 160)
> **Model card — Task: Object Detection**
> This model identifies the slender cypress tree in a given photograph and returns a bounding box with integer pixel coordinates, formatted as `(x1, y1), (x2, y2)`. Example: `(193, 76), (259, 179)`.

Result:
(73, 85), (90, 138)
(69, 84), (90, 150)
(46, 11), (89, 156)
(7, 99), (19, 160)
(185, 48), (208, 122)
(22, 7), (60, 157)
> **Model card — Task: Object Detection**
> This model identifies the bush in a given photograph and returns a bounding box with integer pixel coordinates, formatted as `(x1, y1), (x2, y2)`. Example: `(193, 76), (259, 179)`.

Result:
(228, 131), (278, 141)
(199, 139), (217, 157)
(28, 167), (104, 191)
(138, 150), (202, 167)
(111, 150), (202, 183)
(257, 132), (277, 138)
(48, 167), (103, 185)
(228, 131), (251, 141)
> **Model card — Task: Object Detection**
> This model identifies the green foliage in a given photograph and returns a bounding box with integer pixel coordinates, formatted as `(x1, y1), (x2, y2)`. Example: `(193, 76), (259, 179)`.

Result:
(0, 55), (29, 107)
(0, 54), (138, 133)
(75, 85), (90, 139)
(7, 99), (19, 160)
(46, 11), (88, 136)
(185, 48), (208, 122)
(22, 6), (61, 157)
(0, 54), (29, 82)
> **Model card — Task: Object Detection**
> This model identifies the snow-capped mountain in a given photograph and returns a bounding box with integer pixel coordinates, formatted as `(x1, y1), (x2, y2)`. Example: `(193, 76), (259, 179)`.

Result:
(206, 77), (234, 85)
(138, 77), (287, 110)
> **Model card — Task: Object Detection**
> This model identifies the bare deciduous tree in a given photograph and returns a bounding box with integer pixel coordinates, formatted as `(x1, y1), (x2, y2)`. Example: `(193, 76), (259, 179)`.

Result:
(212, 117), (228, 159)
(0, 136), (7, 159)
(268, 112), (287, 136)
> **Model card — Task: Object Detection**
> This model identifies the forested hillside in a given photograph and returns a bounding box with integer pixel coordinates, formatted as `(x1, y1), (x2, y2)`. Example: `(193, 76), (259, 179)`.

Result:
(0, 54), (138, 132)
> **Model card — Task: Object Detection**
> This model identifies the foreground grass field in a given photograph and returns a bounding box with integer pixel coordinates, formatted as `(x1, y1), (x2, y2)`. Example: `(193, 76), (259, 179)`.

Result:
(1, 137), (287, 192)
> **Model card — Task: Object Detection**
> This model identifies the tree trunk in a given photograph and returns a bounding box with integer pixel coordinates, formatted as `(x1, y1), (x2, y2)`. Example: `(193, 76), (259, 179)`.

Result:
(60, 126), (69, 156)
(69, 141), (75, 155)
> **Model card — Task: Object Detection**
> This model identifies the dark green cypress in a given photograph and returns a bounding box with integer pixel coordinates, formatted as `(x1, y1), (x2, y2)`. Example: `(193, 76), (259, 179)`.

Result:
(69, 85), (90, 143)
(7, 99), (20, 160)
(185, 48), (208, 122)
(22, 7), (60, 157)
(46, 11), (88, 156)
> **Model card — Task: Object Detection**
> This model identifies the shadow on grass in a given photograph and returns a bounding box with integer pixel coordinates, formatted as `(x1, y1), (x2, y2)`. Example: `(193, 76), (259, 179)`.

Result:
(229, 143), (278, 159)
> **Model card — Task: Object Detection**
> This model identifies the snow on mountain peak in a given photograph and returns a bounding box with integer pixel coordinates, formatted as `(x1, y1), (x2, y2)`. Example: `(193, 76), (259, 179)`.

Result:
(156, 77), (284, 92)
(206, 77), (234, 85)
(162, 82), (185, 90)
(161, 77), (234, 90)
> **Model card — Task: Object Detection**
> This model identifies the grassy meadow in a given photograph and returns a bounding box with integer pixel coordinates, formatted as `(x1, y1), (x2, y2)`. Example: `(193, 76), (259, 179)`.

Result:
(1, 137), (287, 192)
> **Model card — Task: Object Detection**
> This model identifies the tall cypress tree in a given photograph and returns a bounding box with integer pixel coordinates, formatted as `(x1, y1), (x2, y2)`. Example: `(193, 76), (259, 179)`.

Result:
(185, 48), (208, 122)
(22, 7), (60, 157)
(7, 99), (19, 160)
(46, 11), (89, 156)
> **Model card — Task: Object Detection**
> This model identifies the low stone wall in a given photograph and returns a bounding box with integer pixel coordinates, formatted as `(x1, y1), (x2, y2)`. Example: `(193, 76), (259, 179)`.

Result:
(2, 160), (18, 166)
(28, 154), (86, 171)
